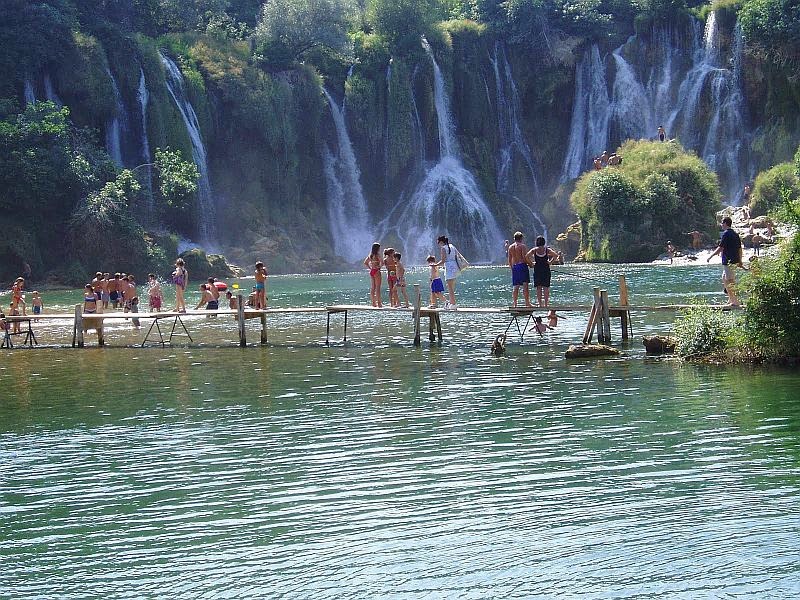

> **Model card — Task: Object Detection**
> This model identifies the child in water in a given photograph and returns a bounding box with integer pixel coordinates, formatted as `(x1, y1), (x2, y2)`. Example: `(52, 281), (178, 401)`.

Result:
(547, 310), (559, 328)
(31, 291), (43, 322)
(533, 316), (553, 336)
(427, 255), (447, 308)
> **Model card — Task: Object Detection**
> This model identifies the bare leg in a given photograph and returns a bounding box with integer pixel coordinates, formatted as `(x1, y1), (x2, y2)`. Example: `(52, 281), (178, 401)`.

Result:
(447, 279), (456, 306)
(523, 283), (532, 307)
(512, 286), (519, 307)
(543, 287), (551, 306)
(536, 286), (544, 307)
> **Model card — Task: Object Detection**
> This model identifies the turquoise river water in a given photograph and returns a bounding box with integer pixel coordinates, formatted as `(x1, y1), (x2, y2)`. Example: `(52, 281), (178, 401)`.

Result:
(2, 265), (799, 598)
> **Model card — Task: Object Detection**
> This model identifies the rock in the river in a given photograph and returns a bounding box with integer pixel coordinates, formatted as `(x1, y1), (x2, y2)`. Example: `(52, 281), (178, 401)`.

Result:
(565, 344), (620, 359)
(179, 248), (243, 280)
(642, 335), (676, 354)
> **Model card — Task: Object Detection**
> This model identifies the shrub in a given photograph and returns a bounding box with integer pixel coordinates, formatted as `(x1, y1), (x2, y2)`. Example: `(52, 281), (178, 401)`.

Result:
(749, 162), (799, 216)
(673, 305), (738, 357)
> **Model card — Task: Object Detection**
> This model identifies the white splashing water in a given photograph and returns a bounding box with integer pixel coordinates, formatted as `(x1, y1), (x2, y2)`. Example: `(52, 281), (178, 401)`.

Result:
(160, 53), (216, 244)
(105, 67), (128, 167)
(560, 45), (609, 182)
(322, 88), (374, 263)
(386, 39), (502, 264)
(491, 42), (547, 239)
(137, 67), (154, 220)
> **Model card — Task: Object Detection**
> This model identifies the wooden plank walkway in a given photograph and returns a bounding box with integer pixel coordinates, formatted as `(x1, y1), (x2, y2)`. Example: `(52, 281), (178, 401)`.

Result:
(2, 276), (738, 349)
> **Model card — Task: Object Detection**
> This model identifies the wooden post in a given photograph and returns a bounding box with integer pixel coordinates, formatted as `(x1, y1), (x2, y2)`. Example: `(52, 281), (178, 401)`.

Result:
(620, 311), (629, 341)
(237, 294), (246, 347)
(592, 287), (602, 342)
(600, 289), (611, 343)
(75, 304), (84, 348)
(260, 311), (268, 344)
(583, 302), (597, 344)
(428, 315), (435, 342)
(619, 274), (629, 307)
(413, 284), (421, 347)
(435, 313), (442, 342)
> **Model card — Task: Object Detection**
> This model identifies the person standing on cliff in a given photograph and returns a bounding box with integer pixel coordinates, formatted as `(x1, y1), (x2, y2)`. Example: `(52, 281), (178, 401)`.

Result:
(507, 231), (533, 308)
(707, 216), (743, 307)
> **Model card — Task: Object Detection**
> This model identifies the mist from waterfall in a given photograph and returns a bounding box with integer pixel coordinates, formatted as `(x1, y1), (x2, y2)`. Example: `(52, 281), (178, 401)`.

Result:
(387, 39), (502, 264)
(322, 88), (375, 263)
(161, 52), (216, 244)
(491, 42), (547, 239)
(560, 14), (751, 202)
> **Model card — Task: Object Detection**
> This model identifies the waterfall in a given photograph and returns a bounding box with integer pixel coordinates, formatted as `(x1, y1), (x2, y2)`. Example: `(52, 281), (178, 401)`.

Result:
(559, 16), (752, 203)
(491, 43), (547, 238)
(160, 52), (216, 243)
(322, 88), (374, 263)
(560, 45), (609, 182)
(43, 74), (62, 106)
(23, 79), (36, 106)
(105, 67), (127, 167)
(137, 68), (154, 220)
(386, 39), (502, 263)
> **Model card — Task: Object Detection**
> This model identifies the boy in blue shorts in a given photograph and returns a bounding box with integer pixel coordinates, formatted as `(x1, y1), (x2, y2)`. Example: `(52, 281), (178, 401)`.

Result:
(427, 255), (447, 308)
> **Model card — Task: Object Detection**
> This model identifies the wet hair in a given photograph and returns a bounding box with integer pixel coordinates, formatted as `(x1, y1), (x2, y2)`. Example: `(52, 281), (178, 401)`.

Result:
(426, 255), (436, 263)
(394, 253), (401, 260)
(148, 273), (155, 279)
(536, 236), (546, 247)
(535, 316), (543, 323)
(722, 216), (732, 226)
(208, 277), (215, 283)
(255, 261), (264, 269)
(175, 258), (185, 267)
(226, 291), (233, 298)
(437, 235), (449, 244)
(514, 232), (523, 241)
(370, 242), (381, 257)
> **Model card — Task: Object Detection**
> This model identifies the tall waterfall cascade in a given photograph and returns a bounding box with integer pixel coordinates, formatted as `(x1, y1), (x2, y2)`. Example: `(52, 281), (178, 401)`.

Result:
(23, 79), (36, 106)
(491, 43), (547, 239)
(322, 88), (375, 263)
(137, 68), (154, 220)
(43, 74), (63, 106)
(105, 67), (128, 167)
(560, 13), (752, 203)
(160, 52), (216, 244)
(386, 39), (503, 264)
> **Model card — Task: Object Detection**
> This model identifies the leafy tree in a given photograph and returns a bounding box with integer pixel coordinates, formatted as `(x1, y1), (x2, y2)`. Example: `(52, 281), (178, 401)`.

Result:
(749, 162), (800, 216)
(739, 0), (800, 66)
(366, 0), (441, 49)
(153, 147), (199, 211)
(253, 0), (356, 67)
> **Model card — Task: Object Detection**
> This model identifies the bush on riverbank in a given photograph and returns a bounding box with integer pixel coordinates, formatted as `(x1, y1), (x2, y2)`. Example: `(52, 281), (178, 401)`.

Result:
(571, 140), (720, 262)
(748, 162), (799, 216)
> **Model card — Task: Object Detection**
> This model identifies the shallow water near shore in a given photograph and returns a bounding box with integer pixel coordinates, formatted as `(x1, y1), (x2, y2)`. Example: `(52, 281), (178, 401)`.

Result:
(2, 265), (800, 598)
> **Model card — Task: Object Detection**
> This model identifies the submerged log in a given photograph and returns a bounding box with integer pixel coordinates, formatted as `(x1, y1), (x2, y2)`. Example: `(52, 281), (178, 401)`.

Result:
(565, 344), (620, 359)
(642, 335), (676, 355)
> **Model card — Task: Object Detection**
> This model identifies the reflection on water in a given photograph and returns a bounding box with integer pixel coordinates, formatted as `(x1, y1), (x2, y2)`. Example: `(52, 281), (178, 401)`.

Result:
(2, 266), (799, 597)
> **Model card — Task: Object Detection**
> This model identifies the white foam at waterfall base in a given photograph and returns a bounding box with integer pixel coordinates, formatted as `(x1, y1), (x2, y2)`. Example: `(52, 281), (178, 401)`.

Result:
(387, 39), (502, 263)
(160, 53), (216, 246)
(322, 89), (374, 264)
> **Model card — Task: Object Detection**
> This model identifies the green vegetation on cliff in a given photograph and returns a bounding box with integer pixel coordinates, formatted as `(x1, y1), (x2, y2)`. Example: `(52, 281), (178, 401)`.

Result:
(571, 140), (720, 262)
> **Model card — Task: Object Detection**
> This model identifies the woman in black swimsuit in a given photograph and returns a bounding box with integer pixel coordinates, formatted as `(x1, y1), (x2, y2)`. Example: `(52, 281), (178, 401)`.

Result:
(526, 236), (559, 307)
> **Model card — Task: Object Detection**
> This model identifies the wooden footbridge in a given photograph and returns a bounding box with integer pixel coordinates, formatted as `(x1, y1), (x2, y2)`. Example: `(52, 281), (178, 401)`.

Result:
(3, 276), (735, 349)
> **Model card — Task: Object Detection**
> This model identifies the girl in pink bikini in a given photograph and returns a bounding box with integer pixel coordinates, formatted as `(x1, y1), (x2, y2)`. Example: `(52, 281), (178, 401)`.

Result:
(363, 242), (383, 308)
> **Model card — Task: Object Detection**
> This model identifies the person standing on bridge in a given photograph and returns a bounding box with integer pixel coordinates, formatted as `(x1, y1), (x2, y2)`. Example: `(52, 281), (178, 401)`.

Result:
(707, 216), (743, 307)
(172, 259), (188, 313)
(437, 235), (465, 310)
(507, 231), (533, 308)
(526, 236), (558, 307)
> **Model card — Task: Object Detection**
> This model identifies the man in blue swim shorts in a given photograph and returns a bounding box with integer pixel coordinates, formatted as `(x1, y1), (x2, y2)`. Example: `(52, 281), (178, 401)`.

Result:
(507, 231), (533, 308)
